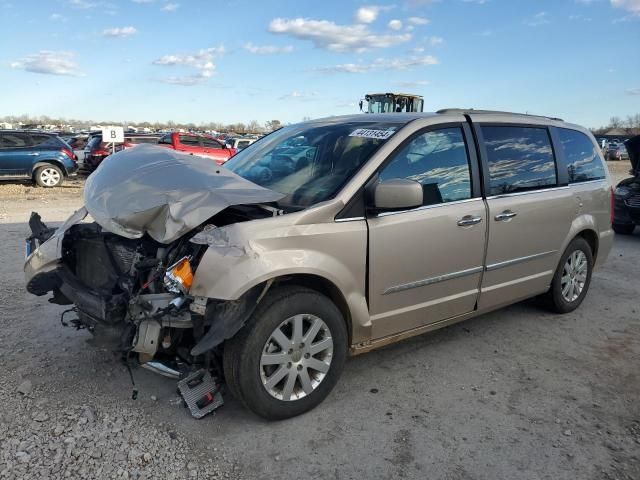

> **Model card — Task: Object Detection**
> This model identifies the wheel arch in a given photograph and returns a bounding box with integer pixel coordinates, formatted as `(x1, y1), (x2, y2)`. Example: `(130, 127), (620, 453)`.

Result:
(31, 159), (67, 178)
(575, 228), (599, 261)
(271, 274), (353, 345)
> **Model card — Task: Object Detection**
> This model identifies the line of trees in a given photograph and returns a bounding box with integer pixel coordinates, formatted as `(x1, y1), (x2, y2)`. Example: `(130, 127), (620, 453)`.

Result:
(592, 114), (640, 135)
(0, 115), (284, 134)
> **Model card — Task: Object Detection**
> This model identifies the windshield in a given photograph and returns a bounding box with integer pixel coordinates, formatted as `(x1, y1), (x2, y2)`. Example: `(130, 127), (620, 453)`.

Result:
(224, 121), (401, 209)
(367, 97), (395, 113)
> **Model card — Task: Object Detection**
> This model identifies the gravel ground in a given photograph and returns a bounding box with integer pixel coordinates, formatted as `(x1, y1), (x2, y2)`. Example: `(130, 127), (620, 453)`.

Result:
(0, 161), (638, 480)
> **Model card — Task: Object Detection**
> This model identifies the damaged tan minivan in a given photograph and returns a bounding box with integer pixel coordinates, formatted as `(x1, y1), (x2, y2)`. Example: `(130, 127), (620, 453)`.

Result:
(25, 110), (613, 419)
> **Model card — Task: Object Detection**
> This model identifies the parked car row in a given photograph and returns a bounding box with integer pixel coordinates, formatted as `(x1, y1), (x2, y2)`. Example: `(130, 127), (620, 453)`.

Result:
(606, 142), (629, 161)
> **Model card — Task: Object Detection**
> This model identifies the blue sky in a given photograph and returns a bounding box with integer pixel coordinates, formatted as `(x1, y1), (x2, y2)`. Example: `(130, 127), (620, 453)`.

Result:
(0, 0), (639, 127)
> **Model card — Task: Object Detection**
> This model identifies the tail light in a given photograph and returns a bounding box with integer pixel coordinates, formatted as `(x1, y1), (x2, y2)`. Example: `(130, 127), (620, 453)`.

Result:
(164, 256), (194, 294)
(610, 186), (615, 225)
(61, 148), (75, 161)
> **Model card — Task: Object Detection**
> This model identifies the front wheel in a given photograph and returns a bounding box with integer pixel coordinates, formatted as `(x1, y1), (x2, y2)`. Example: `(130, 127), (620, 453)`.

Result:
(542, 237), (593, 314)
(223, 286), (348, 420)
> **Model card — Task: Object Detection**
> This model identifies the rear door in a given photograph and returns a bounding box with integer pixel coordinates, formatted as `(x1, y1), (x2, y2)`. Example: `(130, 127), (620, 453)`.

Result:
(473, 121), (574, 310)
(0, 132), (35, 176)
(367, 123), (487, 339)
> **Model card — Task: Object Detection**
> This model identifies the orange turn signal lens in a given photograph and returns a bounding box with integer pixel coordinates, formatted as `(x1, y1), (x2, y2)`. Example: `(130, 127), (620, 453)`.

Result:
(164, 256), (193, 294)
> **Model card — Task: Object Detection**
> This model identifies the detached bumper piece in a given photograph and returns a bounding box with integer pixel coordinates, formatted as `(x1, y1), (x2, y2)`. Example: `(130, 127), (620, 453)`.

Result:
(177, 369), (223, 419)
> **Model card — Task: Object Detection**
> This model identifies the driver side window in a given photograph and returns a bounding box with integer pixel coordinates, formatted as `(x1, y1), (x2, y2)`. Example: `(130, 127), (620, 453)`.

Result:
(379, 127), (472, 207)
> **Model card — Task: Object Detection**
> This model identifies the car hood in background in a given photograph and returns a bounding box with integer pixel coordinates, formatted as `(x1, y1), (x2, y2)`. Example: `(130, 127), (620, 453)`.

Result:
(625, 135), (640, 175)
(84, 145), (284, 244)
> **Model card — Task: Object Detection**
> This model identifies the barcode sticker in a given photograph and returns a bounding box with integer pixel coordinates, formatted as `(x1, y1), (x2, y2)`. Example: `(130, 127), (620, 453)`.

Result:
(349, 128), (396, 140)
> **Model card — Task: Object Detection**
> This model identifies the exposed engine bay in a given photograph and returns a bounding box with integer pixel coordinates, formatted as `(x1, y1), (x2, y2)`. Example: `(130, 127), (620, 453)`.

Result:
(24, 146), (286, 416)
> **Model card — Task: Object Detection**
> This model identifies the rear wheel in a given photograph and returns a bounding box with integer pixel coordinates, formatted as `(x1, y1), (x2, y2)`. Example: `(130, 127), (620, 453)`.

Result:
(612, 223), (635, 235)
(542, 237), (593, 313)
(223, 286), (347, 420)
(34, 165), (64, 188)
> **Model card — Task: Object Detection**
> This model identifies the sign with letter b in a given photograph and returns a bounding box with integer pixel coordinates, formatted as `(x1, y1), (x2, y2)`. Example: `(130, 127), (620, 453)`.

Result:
(101, 126), (124, 144)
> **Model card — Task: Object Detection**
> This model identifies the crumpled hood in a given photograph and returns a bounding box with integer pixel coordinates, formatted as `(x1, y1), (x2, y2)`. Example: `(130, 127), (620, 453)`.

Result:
(625, 135), (640, 175)
(84, 145), (284, 244)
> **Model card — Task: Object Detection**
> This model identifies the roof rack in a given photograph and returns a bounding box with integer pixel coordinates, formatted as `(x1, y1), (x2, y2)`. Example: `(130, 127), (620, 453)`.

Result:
(436, 108), (564, 122)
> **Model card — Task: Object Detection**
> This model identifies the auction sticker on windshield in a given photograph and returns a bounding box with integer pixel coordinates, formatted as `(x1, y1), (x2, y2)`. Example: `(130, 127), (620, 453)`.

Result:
(349, 128), (396, 140)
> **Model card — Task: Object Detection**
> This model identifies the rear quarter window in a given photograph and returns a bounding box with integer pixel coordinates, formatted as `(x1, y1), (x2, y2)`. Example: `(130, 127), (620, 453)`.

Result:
(557, 129), (606, 183)
(30, 134), (54, 147)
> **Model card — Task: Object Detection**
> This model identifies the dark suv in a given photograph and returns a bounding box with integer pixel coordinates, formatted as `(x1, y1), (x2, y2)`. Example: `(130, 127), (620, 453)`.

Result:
(612, 135), (640, 235)
(0, 131), (78, 187)
(84, 133), (161, 171)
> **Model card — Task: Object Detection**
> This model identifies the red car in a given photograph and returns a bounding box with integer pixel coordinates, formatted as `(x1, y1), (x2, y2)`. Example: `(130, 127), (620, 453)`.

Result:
(157, 132), (236, 165)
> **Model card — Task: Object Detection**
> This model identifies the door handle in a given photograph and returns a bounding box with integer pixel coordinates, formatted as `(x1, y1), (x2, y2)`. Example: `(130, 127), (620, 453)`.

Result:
(495, 210), (517, 221)
(457, 215), (483, 227)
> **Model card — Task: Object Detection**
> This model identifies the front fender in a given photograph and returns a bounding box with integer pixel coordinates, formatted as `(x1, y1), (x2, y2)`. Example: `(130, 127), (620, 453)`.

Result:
(189, 219), (371, 340)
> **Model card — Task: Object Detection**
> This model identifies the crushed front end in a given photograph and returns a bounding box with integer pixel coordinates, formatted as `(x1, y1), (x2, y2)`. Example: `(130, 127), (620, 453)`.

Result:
(24, 145), (284, 416)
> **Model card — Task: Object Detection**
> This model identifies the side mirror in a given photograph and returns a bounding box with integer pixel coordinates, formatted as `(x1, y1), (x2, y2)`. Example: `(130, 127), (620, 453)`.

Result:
(371, 178), (423, 211)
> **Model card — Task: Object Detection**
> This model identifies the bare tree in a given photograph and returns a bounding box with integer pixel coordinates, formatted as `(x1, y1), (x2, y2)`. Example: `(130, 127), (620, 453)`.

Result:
(264, 120), (282, 132)
(609, 116), (623, 129)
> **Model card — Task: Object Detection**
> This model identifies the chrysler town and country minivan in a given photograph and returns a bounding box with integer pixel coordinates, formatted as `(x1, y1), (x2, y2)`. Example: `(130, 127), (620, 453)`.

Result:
(24, 110), (613, 419)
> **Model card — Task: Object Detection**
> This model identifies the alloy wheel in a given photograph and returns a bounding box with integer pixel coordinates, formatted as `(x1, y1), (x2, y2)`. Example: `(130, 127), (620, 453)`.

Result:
(561, 250), (588, 302)
(260, 314), (333, 401)
(40, 168), (61, 187)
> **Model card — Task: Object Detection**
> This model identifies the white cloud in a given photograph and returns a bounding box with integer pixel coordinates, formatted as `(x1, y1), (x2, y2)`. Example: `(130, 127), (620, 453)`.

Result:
(407, 16), (430, 25)
(161, 2), (179, 11)
(396, 80), (430, 87)
(132, 0), (154, 3)
(268, 17), (412, 52)
(626, 87), (640, 95)
(429, 35), (444, 45)
(355, 6), (380, 24)
(463, 0), (488, 4)
(244, 43), (293, 54)
(525, 11), (550, 26)
(10, 51), (83, 76)
(152, 46), (224, 85)
(388, 19), (403, 30)
(49, 13), (67, 21)
(611, 0), (640, 14)
(102, 26), (137, 37)
(69, 0), (97, 8)
(279, 91), (319, 100)
(315, 55), (439, 74)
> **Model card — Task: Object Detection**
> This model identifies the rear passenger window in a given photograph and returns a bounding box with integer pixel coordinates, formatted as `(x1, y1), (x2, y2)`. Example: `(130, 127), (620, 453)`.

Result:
(379, 127), (472, 206)
(30, 134), (51, 146)
(557, 128), (606, 183)
(482, 126), (557, 195)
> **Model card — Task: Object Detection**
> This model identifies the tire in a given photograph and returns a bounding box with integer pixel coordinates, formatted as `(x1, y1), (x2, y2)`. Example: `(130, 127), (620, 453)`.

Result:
(612, 223), (635, 235)
(223, 286), (348, 420)
(542, 237), (593, 314)
(34, 164), (64, 188)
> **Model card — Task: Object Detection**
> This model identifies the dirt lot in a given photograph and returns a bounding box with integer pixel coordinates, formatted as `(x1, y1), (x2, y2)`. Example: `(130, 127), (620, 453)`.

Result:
(0, 163), (638, 480)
